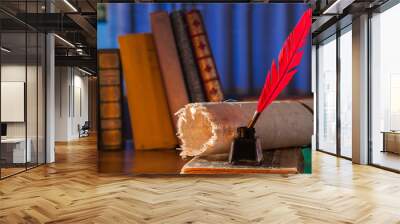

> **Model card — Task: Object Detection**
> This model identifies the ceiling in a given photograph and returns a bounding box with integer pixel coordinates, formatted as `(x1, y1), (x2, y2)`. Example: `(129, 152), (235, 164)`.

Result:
(311, 0), (390, 43)
(1, 32), (45, 62)
(0, 0), (97, 73)
(0, 0), (96, 14)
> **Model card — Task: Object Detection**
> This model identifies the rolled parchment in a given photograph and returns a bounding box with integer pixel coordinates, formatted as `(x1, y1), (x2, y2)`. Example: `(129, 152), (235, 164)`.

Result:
(176, 99), (313, 157)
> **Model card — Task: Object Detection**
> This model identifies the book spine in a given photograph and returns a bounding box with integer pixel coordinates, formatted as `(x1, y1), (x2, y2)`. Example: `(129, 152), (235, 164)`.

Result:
(151, 11), (190, 129)
(185, 10), (224, 102)
(98, 50), (123, 150)
(118, 34), (178, 150)
(170, 10), (206, 102)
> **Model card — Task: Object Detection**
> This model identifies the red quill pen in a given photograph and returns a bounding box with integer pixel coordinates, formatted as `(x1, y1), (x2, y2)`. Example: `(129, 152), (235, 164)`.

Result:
(248, 9), (312, 128)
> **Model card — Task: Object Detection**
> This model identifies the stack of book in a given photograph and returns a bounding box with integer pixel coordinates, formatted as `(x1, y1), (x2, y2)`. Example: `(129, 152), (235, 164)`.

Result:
(103, 9), (225, 151)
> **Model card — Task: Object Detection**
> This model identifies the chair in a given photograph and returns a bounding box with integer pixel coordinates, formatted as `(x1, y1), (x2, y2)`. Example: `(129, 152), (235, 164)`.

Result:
(78, 121), (90, 138)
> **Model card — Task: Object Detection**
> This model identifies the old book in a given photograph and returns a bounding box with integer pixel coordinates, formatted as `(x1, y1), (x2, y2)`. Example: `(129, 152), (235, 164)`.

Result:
(170, 10), (206, 103)
(181, 147), (304, 174)
(151, 11), (190, 129)
(98, 50), (123, 150)
(118, 34), (178, 150)
(176, 99), (313, 157)
(185, 10), (224, 102)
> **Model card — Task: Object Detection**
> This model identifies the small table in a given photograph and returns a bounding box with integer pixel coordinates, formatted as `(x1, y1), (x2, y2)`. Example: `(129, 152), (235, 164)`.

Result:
(381, 131), (400, 154)
(1, 138), (32, 164)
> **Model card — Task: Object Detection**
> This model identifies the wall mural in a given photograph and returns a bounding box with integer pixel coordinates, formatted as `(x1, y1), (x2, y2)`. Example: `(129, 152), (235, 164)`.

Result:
(97, 3), (313, 175)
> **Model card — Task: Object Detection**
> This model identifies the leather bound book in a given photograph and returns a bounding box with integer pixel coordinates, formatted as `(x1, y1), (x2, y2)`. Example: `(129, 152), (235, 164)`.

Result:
(151, 11), (190, 129)
(170, 10), (206, 103)
(118, 34), (178, 150)
(185, 10), (224, 102)
(98, 50), (123, 150)
(181, 148), (304, 174)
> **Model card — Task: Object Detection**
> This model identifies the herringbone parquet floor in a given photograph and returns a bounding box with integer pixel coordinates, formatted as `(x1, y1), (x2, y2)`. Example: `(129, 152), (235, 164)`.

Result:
(1, 136), (400, 224)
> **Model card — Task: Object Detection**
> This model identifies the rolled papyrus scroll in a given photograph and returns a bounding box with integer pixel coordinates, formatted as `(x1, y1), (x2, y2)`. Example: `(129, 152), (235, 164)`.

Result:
(176, 99), (313, 157)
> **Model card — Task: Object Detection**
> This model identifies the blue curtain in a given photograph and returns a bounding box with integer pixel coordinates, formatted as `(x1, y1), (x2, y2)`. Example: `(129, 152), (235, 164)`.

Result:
(98, 3), (311, 99)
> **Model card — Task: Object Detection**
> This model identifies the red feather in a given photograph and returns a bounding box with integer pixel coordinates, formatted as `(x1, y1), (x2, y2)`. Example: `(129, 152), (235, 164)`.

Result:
(256, 9), (312, 113)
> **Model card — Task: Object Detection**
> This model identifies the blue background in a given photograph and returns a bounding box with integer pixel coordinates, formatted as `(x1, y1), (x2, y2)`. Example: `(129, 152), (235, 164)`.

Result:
(98, 3), (311, 99)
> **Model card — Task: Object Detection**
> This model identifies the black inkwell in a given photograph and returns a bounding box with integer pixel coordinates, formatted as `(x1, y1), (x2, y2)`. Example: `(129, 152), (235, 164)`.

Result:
(229, 126), (263, 165)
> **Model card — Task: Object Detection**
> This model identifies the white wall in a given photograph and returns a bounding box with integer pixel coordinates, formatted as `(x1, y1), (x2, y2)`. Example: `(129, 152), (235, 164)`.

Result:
(54, 67), (89, 141)
(1, 63), (46, 164)
(1, 65), (41, 137)
(55, 67), (69, 141)
(1, 65), (26, 138)
(72, 72), (89, 137)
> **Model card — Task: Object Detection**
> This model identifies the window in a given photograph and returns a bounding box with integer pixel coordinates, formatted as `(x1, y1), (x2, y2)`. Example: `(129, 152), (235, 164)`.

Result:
(316, 25), (353, 159)
(370, 3), (400, 171)
(317, 35), (337, 154)
(339, 27), (352, 158)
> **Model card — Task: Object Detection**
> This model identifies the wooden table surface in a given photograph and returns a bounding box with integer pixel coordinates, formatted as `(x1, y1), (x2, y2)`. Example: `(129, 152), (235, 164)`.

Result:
(98, 141), (304, 175)
(98, 143), (189, 174)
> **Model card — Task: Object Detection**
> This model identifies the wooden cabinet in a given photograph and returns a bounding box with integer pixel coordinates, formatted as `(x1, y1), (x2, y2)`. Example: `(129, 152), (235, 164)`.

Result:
(382, 131), (400, 154)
